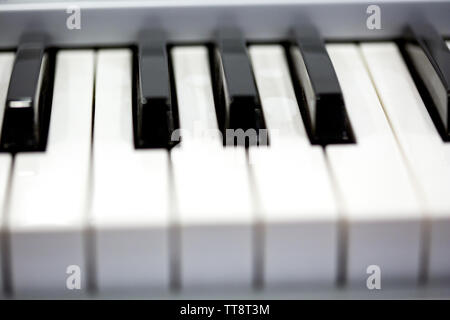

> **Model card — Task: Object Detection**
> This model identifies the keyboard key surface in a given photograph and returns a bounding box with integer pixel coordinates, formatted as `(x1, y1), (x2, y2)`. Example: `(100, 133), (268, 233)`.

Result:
(1, 42), (54, 152)
(361, 42), (450, 284)
(134, 31), (178, 149)
(213, 29), (266, 147)
(326, 43), (422, 286)
(171, 46), (253, 289)
(8, 50), (94, 294)
(0, 53), (14, 292)
(91, 49), (170, 292)
(290, 26), (354, 145)
(248, 45), (338, 287)
(404, 24), (450, 137)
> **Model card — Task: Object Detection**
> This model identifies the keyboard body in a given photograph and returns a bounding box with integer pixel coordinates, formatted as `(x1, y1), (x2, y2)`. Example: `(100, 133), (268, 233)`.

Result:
(0, 0), (450, 47)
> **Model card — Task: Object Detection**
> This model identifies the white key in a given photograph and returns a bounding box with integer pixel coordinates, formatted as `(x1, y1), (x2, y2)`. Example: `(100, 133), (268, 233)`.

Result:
(361, 42), (450, 284)
(171, 46), (253, 289)
(90, 49), (170, 292)
(326, 44), (422, 287)
(172, 46), (222, 148)
(249, 46), (309, 148)
(0, 53), (14, 293)
(8, 51), (94, 293)
(248, 45), (338, 287)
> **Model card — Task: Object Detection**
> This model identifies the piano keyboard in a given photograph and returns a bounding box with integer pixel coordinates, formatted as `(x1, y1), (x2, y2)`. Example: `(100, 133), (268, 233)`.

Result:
(0, 20), (450, 298)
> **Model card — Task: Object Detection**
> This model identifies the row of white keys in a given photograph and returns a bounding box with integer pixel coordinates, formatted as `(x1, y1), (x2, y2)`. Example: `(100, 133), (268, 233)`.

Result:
(0, 53), (14, 292)
(170, 46), (253, 289)
(1, 42), (443, 294)
(90, 49), (170, 292)
(7, 50), (94, 294)
(326, 44), (422, 287)
(247, 45), (338, 287)
(361, 42), (450, 283)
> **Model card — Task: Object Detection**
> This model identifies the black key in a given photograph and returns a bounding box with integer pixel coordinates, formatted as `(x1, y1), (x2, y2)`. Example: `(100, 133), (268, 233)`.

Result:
(403, 23), (450, 140)
(212, 29), (267, 147)
(289, 25), (354, 145)
(133, 30), (179, 149)
(1, 41), (54, 152)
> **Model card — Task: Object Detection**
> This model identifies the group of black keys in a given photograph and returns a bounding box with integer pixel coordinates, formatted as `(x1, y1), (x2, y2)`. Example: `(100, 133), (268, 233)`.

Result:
(1, 23), (449, 154)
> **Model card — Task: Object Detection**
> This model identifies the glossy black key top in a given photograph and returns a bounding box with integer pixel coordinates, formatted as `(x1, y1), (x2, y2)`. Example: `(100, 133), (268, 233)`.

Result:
(134, 30), (179, 149)
(213, 29), (267, 147)
(1, 41), (54, 152)
(290, 25), (354, 145)
(404, 23), (450, 140)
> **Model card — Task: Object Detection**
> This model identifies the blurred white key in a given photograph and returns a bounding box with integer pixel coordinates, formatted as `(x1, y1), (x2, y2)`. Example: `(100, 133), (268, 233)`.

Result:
(8, 51), (94, 293)
(248, 45), (338, 287)
(362, 42), (450, 284)
(91, 49), (170, 292)
(326, 44), (422, 287)
(172, 47), (222, 148)
(0, 53), (14, 292)
(171, 46), (253, 289)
